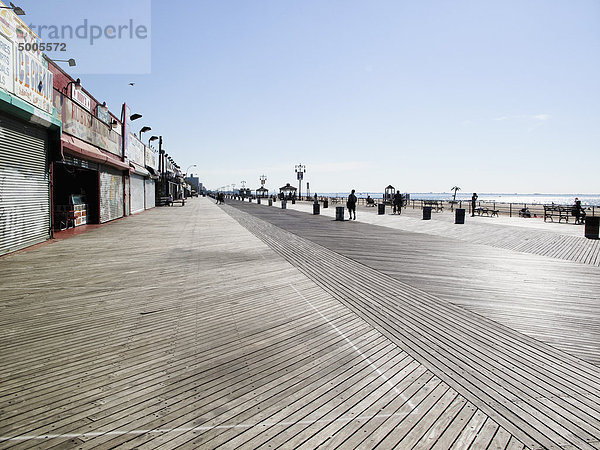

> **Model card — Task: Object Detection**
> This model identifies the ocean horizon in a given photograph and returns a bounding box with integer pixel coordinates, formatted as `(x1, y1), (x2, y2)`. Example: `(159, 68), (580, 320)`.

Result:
(317, 192), (600, 206)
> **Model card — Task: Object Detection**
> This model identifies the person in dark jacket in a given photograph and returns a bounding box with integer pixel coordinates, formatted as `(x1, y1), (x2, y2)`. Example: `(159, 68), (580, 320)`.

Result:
(573, 198), (586, 224)
(393, 191), (402, 215)
(347, 189), (357, 220)
(471, 193), (478, 216)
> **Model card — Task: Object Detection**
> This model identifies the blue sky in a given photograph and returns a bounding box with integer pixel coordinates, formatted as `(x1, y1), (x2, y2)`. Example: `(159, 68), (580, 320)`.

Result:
(18, 0), (600, 194)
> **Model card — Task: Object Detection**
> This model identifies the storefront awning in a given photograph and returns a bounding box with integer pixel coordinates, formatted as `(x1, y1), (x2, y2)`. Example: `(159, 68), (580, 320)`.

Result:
(145, 165), (159, 176)
(129, 162), (151, 177)
(61, 134), (129, 171)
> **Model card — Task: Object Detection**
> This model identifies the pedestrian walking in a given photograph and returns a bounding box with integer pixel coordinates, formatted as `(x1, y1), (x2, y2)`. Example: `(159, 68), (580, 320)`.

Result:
(393, 191), (402, 215)
(471, 193), (478, 216)
(347, 189), (357, 220)
(572, 197), (586, 224)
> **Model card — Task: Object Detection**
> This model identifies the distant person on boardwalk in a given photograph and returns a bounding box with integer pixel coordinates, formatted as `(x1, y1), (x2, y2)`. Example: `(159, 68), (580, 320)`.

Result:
(167, 194), (173, 206)
(347, 189), (357, 220)
(393, 191), (403, 215)
(572, 198), (586, 224)
(471, 193), (478, 216)
(366, 195), (375, 206)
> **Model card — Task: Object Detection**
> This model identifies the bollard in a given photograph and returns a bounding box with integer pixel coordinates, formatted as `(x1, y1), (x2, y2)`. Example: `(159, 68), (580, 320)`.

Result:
(313, 203), (320, 215)
(281, 200), (287, 209)
(268, 198), (273, 206)
(585, 216), (599, 239)
(257, 198), (261, 204)
(455, 208), (466, 224)
(423, 206), (432, 220)
(378, 203), (385, 215)
(323, 199), (329, 208)
(336, 206), (344, 221)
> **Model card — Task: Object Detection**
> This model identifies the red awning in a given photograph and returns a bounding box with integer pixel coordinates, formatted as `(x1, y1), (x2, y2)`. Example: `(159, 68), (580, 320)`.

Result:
(61, 134), (129, 171)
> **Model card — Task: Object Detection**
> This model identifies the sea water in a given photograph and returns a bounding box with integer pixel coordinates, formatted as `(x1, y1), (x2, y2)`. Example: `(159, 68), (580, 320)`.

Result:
(321, 192), (600, 206)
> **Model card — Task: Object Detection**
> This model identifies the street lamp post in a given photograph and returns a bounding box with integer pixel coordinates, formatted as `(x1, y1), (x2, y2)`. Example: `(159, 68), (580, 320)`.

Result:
(139, 126), (151, 141)
(295, 164), (306, 200)
(185, 164), (197, 176)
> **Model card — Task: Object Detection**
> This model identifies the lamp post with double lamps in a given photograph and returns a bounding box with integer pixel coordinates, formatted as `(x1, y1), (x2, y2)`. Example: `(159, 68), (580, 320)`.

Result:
(294, 164), (305, 200)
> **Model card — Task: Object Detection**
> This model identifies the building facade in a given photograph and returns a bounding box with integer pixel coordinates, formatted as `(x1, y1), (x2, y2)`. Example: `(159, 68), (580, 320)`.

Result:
(0, 10), (62, 255)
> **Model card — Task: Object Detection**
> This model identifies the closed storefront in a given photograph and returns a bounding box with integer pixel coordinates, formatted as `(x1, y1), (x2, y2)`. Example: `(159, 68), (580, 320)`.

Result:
(0, 13), (60, 255)
(145, 178), (155, 209)
(130, 172), (145, 214)
(100, 167), (124, 223)
(0, 113), (51, 255)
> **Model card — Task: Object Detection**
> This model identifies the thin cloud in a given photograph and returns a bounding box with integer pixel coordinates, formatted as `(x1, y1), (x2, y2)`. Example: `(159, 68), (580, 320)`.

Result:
(533, 114), (550, 121)
(493, 114), (550, 121)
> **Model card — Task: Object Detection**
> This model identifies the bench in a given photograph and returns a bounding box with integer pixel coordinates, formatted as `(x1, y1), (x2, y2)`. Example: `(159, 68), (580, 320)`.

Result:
(544, 205), (573, 223)
(544, 205), (585, 224)
(423, 200), (443, 212)
(475, 207), (499, 217)
(366, 197), (376, 207)
(158, 197), (185, 206)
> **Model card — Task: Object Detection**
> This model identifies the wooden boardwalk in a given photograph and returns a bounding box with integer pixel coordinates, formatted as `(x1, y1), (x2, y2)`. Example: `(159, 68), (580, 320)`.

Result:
(226, 200), (600, 449)
(0, 197), (598, 449)
(245, 200), (600, 366)
(285, 201), (600, 267)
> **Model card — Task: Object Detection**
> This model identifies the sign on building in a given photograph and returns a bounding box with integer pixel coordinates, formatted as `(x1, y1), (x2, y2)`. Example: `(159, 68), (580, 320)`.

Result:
(0, 3), (53, 114)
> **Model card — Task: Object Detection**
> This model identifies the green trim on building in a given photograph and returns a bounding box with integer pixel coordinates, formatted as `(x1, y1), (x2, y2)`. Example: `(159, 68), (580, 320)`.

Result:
(0, 90), (62, 131)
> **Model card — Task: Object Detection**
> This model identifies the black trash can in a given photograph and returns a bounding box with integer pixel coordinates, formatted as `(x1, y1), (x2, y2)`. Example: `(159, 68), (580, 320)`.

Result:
(585, 216), (599, 239)
(455, 208), (466, 224)
(336, 206), (345, 221)
(378, 203), (385, 215)
(268, 198), (273, 206)
(323, 199), (329, 209)
(423, 206), (432, 220)
(281, 200), (287, 209)
(313, 203), (320, 215)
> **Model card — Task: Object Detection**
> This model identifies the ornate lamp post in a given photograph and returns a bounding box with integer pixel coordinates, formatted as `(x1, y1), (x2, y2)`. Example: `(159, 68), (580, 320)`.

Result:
(294, 164), (306, 200)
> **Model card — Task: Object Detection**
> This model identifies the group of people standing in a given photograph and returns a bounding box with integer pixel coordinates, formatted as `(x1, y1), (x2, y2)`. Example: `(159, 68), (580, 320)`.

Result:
(346, 190), (404, 220)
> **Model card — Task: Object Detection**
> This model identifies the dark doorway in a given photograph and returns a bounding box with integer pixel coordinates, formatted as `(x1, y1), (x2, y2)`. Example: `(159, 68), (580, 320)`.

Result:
(53, 162), (100, 226)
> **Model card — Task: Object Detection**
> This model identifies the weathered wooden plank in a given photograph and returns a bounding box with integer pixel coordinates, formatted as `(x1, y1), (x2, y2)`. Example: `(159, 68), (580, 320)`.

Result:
(0, 198), (586, 449)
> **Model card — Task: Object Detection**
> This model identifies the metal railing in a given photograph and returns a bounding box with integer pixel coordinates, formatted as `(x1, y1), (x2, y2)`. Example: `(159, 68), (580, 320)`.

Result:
(311, 196), (596, 218)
